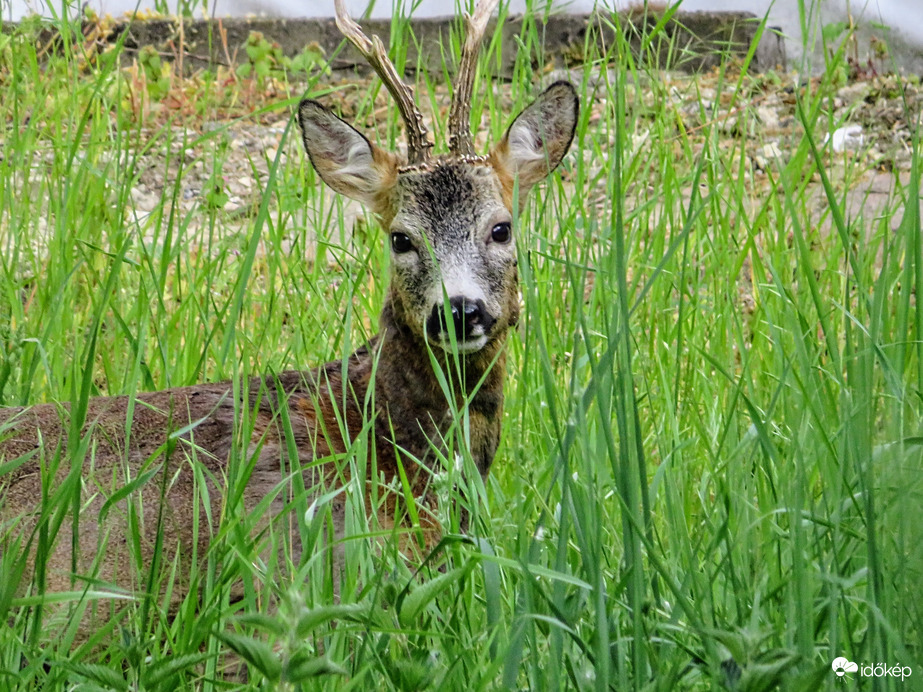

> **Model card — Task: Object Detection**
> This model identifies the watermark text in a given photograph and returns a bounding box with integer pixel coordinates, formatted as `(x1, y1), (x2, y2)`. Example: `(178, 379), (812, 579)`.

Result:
(833, 657), (912, 682)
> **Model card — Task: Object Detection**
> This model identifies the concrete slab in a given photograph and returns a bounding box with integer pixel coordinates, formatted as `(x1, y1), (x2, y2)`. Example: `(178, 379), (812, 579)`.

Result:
(21, 11), (787, 76)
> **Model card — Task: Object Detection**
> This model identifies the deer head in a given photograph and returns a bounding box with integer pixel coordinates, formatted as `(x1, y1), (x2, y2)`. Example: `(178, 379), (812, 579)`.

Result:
(297, 0), (578, 357)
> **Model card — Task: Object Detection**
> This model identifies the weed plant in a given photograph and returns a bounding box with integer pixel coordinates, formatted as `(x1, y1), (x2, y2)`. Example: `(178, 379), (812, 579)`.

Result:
(0, 1), (920, 690)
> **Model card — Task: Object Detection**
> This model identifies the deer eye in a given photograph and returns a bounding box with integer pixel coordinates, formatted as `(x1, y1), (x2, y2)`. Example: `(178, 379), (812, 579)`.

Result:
(391, 232), (413, 254)
(491, 222), (512, 244)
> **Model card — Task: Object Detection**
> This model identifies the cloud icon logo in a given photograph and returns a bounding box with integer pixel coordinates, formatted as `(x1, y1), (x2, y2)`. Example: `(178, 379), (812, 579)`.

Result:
(832, 657), (859, 676)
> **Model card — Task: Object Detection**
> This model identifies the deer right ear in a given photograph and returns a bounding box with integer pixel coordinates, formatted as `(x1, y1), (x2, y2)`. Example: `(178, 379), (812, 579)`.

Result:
(298, 100), (399, 211)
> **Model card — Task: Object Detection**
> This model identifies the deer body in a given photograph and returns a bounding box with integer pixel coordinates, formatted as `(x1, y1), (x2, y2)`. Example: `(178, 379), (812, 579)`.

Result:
(0, 0), (578, 637)
(0, 327), (498, 600)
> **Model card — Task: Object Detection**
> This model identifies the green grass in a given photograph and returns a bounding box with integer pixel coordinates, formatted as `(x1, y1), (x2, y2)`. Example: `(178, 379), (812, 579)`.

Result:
(0, 2), (921, 690)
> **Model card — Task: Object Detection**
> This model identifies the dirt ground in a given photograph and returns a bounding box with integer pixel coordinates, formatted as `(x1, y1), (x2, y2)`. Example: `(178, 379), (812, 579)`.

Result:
(124, 66), (921, 250)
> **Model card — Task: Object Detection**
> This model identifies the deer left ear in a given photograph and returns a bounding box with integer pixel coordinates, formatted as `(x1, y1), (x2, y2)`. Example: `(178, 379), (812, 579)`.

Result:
(491, 81), (579, 197)
(298, 100), (399, 213)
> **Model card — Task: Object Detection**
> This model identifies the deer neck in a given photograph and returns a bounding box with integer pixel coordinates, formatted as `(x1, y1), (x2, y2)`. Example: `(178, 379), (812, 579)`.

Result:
(373, 296), (508, 476)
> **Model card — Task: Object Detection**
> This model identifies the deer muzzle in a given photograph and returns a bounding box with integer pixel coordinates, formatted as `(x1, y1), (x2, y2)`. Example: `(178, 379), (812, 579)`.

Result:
(426, 296), (496, 352)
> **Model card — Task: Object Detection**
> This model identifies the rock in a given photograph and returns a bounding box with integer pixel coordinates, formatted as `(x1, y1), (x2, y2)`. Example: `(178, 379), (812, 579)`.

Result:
(756, 105), (780, 132)
(131, 188), (160, 212)
(827, 124), (866, 153)
(753, 141), (784, 171)
(836, 82), (869, 103)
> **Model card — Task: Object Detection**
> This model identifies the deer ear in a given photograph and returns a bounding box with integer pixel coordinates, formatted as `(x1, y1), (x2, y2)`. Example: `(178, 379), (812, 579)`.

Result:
(298, 100), (399, 212)
(492, 81), (579, 197)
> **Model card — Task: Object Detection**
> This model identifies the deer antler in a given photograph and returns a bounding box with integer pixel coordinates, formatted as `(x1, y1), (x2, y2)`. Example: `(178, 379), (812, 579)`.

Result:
(448, 0), (500, 157)
(335, 0), (433, 165)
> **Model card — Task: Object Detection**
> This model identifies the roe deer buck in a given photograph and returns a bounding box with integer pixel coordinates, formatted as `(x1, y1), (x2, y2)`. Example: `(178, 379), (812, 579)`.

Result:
(0, 0), (578, 635)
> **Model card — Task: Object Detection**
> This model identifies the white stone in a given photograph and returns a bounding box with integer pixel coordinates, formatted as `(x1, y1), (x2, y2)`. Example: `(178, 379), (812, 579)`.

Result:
(827, 124), (866, 153)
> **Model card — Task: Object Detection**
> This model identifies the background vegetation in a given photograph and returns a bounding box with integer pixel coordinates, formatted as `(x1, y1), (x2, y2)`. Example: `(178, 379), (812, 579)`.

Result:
(0, 1), (920, 689)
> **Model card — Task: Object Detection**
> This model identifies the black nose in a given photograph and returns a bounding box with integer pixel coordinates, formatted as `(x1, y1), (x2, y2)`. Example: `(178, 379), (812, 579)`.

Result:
(426, 296), (495, 340)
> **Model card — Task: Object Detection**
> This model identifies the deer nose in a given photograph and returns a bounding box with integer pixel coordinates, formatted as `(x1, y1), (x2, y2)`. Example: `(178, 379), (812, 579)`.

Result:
(427, 296), (495, 340)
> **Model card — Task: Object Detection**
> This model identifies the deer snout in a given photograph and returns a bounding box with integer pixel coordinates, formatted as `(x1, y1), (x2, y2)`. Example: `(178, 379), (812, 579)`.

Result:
(426, 296), (497, 348)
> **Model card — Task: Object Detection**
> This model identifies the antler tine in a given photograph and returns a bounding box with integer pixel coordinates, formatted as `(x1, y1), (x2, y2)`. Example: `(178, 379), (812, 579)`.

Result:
(335, 0), (432, 164)
(448, 0), (500, 157)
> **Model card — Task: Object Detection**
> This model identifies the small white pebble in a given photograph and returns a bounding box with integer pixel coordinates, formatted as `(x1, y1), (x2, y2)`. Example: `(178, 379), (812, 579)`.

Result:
(827, 124), (865, 153)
